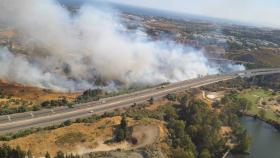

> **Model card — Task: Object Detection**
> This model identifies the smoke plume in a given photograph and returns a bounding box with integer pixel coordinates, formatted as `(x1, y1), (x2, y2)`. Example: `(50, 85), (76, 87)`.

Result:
(0, 0), (244, 91)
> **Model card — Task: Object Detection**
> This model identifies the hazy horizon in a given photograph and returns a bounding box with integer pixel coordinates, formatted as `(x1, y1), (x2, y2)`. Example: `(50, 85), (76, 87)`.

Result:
(104, 0), (280, 29)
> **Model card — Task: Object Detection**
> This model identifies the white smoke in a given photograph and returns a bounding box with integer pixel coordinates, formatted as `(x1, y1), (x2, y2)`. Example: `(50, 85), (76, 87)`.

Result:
(0, 0), (244, 91)
(0, 47), (93, 90)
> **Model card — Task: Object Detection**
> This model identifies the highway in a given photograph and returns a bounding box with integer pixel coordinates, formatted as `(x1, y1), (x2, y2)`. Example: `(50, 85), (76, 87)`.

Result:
(208, 58), (254, 64)
(0, 68), (279, 134)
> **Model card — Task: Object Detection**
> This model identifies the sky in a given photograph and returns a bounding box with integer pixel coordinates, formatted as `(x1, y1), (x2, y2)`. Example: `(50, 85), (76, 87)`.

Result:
(105, 0), (280, 28)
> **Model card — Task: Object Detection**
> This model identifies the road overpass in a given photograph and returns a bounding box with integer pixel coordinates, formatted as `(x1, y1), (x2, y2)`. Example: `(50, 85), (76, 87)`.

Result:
(0, 68), (280, 134)
(208, 58), (254, 64)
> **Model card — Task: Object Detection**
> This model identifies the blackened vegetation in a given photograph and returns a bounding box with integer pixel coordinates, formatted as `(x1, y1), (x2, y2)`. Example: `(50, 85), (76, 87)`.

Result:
(75, 85), (159, 104)
(41, 97), (72, 108)
(76, 89), (104, 103)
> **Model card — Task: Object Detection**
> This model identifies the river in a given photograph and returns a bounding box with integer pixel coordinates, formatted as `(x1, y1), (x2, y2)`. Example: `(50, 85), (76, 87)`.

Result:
(228, 116), (280, 158)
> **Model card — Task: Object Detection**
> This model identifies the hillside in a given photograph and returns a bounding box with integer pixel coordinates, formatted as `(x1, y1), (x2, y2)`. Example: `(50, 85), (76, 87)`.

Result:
(0, 116), (167, 157)
(0, 80), (79, 110)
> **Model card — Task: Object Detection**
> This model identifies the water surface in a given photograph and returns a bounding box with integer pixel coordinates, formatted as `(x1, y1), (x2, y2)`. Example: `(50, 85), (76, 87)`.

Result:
(229, 117), (280, 158)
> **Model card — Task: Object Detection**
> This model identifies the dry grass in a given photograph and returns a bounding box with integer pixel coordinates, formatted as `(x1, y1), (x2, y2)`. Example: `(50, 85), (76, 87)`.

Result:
(0, 116), (167, 157)
(0, 80), (80, 107)
(145, 99), (169, 111)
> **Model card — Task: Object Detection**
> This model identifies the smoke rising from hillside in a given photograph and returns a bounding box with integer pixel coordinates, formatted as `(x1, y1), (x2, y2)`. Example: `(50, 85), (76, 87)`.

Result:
(0, 0), (244, 91)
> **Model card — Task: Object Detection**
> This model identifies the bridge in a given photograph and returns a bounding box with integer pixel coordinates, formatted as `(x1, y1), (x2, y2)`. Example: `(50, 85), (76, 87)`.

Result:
(208, 58), (255, 64)
(0, 68), (279, 134)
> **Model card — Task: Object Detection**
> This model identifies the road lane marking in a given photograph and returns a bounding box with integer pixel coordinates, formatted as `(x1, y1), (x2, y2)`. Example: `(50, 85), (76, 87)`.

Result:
(0, 76), (234, 128)
(0, 69), (280, 132)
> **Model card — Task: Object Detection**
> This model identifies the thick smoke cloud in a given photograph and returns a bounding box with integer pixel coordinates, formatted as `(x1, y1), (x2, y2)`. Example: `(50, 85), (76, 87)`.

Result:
(0, 47), (92, 90)
(0, 0), (244, 91)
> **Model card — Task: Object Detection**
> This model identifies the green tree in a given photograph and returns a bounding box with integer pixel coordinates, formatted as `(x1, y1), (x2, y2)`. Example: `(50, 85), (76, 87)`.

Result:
(115, 115), (128, 142)
(149, 97), (154, 105)
(199, 148), (211, 158)
(14, 145), (26, 158)
(27, 149), (33, 158)
(55, 151), (65, 158)
(173, 148), (195, 158)
(0, 144), (11, 158)
(180, 134), (197, 156)
(163, 105), (178, 121)
(120, 115), (127, 130)
(179, 95), (189, 107)
(168, 120), (185, 141)
(235, 130), (251, 153)
(166, 93), (177, 101)
(45, 152), (51, 158)
(239, 98), (252, 112)
(115, 128), (125, 142)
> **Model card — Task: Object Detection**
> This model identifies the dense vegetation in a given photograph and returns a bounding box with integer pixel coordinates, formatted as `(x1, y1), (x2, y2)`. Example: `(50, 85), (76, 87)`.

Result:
(0, 144), (26, 158)
(126, 92), (251, 157)
(202, 74), (280, 92)
(2, 75), (269, 157)
(0, 144), (81, 158)
(219, 92), (252, 153)
(203, 74), (280, 131)
(0, 91), (252, 158)
(165, 96), (251, 157)
(0, 105), (29, 115)
(41, 97), (72, 108)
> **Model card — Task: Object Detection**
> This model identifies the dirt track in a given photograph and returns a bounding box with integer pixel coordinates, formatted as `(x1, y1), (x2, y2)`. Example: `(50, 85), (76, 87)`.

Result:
(89, 125), (160, 153)
(131, 125), (160, 149)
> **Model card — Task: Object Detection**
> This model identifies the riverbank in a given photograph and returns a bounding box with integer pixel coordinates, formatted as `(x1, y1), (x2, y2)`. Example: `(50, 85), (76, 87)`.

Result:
(228, 116), (280, 158)
(239, 88), (280, 121)
(244, 113), (280, 131)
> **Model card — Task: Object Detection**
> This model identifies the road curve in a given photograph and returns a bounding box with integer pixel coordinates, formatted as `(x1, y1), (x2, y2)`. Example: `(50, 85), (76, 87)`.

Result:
(0, 68), (279, 134)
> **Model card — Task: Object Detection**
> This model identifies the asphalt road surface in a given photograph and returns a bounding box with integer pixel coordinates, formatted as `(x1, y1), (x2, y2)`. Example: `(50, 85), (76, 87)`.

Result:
(0, 68), (280, 134)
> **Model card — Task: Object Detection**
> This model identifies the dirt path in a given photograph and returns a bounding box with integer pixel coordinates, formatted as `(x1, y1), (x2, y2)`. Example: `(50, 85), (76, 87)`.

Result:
(92, 141), (129, 152)
(131, 125), (160, 149)
(77, 125), (160, 155)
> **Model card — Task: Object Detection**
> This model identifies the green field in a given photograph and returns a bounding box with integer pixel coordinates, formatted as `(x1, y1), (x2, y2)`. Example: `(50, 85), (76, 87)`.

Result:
(239, 88), (280, 122)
